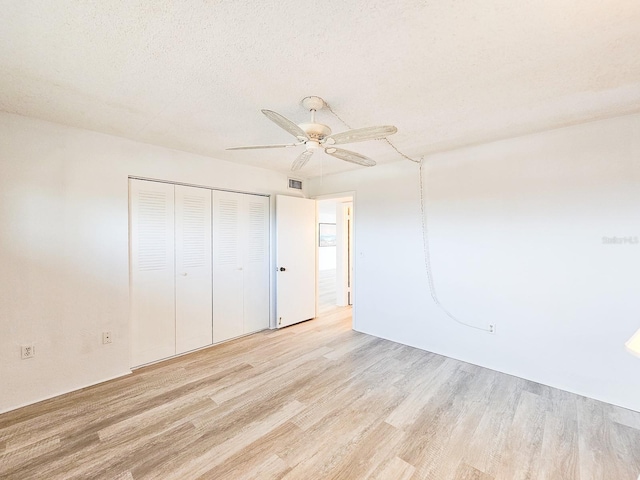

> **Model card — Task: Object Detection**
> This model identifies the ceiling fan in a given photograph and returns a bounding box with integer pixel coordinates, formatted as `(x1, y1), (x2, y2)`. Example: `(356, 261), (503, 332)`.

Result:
(227, 96), (398, 171)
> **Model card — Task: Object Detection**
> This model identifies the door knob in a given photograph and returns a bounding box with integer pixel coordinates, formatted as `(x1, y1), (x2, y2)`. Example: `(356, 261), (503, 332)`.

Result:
(279, 267), (286, 272)
(181, 273), (188, 276)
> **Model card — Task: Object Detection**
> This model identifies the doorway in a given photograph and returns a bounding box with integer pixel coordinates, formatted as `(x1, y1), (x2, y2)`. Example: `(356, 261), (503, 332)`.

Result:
(316, 196), (354, 315)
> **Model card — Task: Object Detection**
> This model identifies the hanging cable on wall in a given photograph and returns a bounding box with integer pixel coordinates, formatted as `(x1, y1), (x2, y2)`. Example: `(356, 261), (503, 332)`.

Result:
(326, 103), (493, 333)
(419, 160), (493, 333)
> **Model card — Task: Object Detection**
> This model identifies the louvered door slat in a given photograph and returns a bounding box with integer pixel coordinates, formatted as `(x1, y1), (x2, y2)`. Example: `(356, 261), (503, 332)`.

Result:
(243, 195), (270, 333)
(213, 191), (244, 342)
(130, 180), (176, 367)
(175, 185), (213, 354)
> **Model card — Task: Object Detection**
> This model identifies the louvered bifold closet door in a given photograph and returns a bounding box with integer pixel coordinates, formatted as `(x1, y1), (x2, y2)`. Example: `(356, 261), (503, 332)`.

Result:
(242, 195), (270, 333)
(212, 190), (245, 342)
(175, 185), (212, 354)
(130, 179), (176, 367)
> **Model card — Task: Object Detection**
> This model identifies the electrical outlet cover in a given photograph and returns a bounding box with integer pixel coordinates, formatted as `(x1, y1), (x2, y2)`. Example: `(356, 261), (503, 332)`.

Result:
(21, 344), (35, 359)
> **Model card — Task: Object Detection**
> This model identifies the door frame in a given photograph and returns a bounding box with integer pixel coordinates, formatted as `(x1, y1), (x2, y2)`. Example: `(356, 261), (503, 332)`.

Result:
(313, 191), (357, 329)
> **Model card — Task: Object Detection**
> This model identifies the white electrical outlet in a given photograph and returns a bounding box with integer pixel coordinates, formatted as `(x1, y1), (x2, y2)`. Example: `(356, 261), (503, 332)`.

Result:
(21, 344), (35, 359)
(102, 332), (112, 344)
(488, 324), (496, 334)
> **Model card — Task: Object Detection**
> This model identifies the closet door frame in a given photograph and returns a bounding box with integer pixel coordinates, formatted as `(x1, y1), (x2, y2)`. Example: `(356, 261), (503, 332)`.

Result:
(129, 176), (271, 367)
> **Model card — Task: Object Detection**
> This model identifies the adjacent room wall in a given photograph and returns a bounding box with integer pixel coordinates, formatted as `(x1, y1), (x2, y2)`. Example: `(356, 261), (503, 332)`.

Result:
(318, 200), (337, 271)
(307, 113), (640, 412)
(0, 112), (297, 413)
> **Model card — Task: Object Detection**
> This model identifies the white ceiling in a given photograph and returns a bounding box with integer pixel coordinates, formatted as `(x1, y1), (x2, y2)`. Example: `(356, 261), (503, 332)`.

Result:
(1, 1), (639, 178)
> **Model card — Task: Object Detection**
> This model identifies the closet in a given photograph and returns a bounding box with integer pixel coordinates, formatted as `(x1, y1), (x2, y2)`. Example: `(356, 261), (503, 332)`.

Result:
(129, 179), (269, 368)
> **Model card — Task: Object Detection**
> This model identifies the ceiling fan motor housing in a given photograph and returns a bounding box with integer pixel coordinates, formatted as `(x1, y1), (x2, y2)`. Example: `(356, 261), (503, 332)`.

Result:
(299, 122), (332, 142)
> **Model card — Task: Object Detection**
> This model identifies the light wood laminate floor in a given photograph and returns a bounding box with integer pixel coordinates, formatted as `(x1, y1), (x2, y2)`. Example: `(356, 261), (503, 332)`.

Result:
(318, 268), (337, 313)
(1, 308), (639, 479)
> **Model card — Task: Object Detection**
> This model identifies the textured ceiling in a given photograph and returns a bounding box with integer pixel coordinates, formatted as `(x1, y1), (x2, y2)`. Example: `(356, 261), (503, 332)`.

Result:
(1, 1), (639, 178)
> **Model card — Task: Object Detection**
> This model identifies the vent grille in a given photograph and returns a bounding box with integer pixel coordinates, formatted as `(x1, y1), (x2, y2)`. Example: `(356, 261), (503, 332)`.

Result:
(288, 178), (303, 190)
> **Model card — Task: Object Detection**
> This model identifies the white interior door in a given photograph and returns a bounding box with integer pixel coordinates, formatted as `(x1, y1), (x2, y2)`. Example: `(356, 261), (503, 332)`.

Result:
(130, 179), (176, 367)
(213, 190), (244, 342)
(276, 195), (316, 328)
(175, 185), (212, 354)
(243, 195), (270, 333)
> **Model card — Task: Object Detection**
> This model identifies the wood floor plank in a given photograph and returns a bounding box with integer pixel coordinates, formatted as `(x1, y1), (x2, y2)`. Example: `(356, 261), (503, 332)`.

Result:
(236, 453), (291, 480)
(369, 455), (416, 480)
(385, 356), (458, 429)
(395, 367), (474, 466)
(453, 462), (495, 480)
(324, 421), (406, 479)
(576, 395), (639, 480)
(66, 398), (218, 477)
(538, 414), (580, 480)
(494, 390), (548, 480)
(609, 403), (640, 430)
(0, 435), (61, 473)
(461, 373), (527, 476)
(197, 421), (299, 479)
(411, 366), (497, 479)
(1, 307), (639, 479)
(609, 420), (640, 480)
(278, 385), (406, 478)
(147, 400), (305, 479)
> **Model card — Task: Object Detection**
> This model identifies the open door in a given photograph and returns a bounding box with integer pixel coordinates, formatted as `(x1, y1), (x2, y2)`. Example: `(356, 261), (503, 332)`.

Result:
(317, 196), (354, 313)
(336, 201), (353, 307)
(276, 195), (316, 328)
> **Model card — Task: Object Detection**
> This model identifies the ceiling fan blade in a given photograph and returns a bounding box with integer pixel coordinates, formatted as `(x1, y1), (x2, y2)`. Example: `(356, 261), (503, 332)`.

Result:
(261, 109), (309, 141)
(291, 150), (314, 171)
(324, 125), (397, 145)
(325, 147), (376, 167)
(226, 142), (301, 150)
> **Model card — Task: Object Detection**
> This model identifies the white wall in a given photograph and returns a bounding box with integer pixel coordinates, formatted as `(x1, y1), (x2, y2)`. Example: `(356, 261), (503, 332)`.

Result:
(0, 112), (298, 413)
(307, 113), (640, 412)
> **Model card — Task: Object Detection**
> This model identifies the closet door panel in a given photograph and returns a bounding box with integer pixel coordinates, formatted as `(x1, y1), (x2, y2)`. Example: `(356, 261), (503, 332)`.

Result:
(175, 185), (213, 354)
(243, 195), (270, 333)
(213, 191), (244, 342)
(130, 180), (176, 367)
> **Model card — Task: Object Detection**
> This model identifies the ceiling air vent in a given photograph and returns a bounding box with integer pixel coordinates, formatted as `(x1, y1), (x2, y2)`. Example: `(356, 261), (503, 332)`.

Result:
(288, 178), (303, 191)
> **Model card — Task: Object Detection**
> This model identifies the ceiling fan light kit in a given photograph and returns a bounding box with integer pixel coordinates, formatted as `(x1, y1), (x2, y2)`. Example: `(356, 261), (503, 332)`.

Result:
(227, 96), (398, 171)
